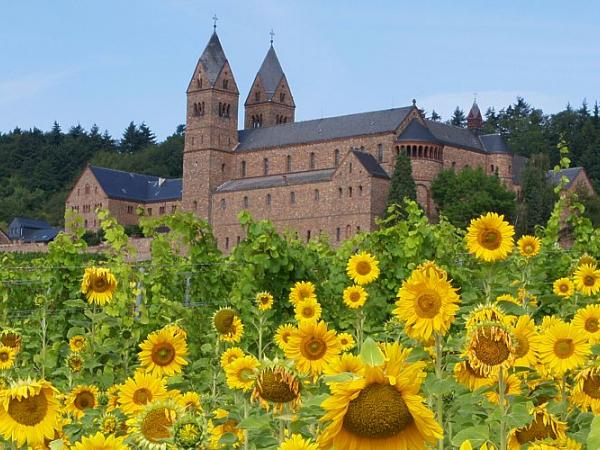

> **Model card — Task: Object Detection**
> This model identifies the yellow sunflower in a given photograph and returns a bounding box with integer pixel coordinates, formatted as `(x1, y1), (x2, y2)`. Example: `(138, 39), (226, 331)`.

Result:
(539, 316), (565, 333)
(100, 413), (118, 434)
(578, 253), (597, 268)
(319, 342), (442, 450)
(65, 385), (99, 420)
(105, 385), (121, 412)
(538, 322), (590, 376)
(67, 353), (84, 373)
(220, 316), (244, 343)
(553, 277), (574, 298)
(518, 235), (541, 257)
(0, 379), (61, 447)
(570, 365), (600, 414)
(453, 361), (493, 391)
(220, 347), (245, 368)
(225, 355), (260, 392)
(323, 353), (365, 379)
(337, 332), (356, 351)
(256, 291), (274, 311)
(496, 293), (519, 305)
(346, 251), (380, 285)
(81, 267), (117, 306)
(508, 405), (566, 450)
(69, 335), (86, 353)
(289, 281), (317, 305)
(464, 324), (516, 376)
(138, 326), (188, 377)
(278, 434), (318, 450)
(294, 297), (322, 322)
(208, 416), (244, 449)
(173, 418), (203, 448)
(0, 329), (22, 353)
(465, 304), (508, 330)
(394, 267), (460, 342)
(127, 399), (182, 450)
(252, 365), (302, 412)
(416, 260), (448, 280)
(342, 285), (368, 309)
(573, 304), (600, 343)
(574, 263), (600, 296)
(485, 373), (522, 405)
(178, 391), (202, 413)
(70, 432), (128, 450)
(0, 345), (16, 370)
(274, 324), (296, 351)
(284, 320), (341, 377)
(466, 212), (515, 262)
(118, 370), (167, 415)
(512, 315), (539, 368)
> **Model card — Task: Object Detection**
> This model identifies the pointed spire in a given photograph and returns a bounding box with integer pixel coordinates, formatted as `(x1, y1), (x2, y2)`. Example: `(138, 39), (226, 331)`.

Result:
(467, 98), (483, 133)
(198, 32), (228, 87)
(256, 45), (285, 98)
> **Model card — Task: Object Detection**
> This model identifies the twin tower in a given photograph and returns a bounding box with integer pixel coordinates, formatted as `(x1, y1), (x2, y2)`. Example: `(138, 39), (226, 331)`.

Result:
(182, 31), (295, 218)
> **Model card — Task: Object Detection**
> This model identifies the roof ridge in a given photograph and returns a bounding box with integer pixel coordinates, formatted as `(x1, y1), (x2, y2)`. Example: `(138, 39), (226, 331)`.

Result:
(90, 165), (179, 181)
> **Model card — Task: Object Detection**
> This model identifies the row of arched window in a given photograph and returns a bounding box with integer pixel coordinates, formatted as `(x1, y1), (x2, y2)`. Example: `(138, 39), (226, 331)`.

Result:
(251, 114), (263, 128)
(275, 115), (289, 124)
(218, 103), (231, 118)
(399, 144), (443, 161)
(192, 102), (205, 116)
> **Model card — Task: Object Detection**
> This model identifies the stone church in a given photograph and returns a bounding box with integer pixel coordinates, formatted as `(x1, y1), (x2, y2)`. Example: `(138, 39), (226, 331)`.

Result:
(67, 29), (568, 251)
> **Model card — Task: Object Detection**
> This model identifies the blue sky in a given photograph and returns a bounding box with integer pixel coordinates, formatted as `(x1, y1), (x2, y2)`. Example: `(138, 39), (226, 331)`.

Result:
(1, 1), (599, 140)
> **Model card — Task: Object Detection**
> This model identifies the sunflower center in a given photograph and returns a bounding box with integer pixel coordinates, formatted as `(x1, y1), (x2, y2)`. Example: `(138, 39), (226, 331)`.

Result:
(355, 261), (372, 276)
(74, 391), (96, 410)
(343, 383), (413, 438)
(140, 407), (173, 442)
(514, 335), (530, 359)
(7, 392), (49, 426)
(480, 229), (501, 250)
(415, 292), (442, 318)
(213, 309), (236, 334)
(341, 338), (349, 345)
(0, 351), (9, 362)
(177, 423), (202, 446)
(299, 289), (311, 300)
(301, 337), (327, 360)
(472, 330), (510, 366)
(257, 369), (300, 403)
(583, 374), (600, 399)
(238, 368), (255, 382)
(585, 275), (596, 287)
(349, 291), (361, 302)
(1, 333), (20, 349)
(524, 244), (534, 254)
(585, 318), (600, 333)
(133, 388), (153, 405)
(152, 343), (176, 366)
(302, 306), (315, 317)
(260, 296), (270, 304)
(282, 332), (292, 344)
(92, 276), (109, 293)
(515, 414), (556, 444)
(559, 283), (569, 293)
(553, 338), (575, 359)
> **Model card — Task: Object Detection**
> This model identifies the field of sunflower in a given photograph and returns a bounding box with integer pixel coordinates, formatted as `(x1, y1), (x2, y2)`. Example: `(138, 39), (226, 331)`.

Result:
(4, 184), (600, 449)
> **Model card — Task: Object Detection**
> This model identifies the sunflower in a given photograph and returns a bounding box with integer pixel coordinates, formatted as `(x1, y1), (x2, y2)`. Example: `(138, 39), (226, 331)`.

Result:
(319, 342), (442, 450)
(0, 379), (61, 447)
(0, 329), (22, 353)
(65, 385), (99, 420)
(507, 405), (566, 450)
(518, 235), (541, 257)
(342, 285), (368, 309)
(571, 365), (600, 413)
(81, 267), (117, 306)
(496, 293), (519, 305)
(578, 253), (597, 268)
(173, 417), (204, 448)
(127, 399), (182, 450)
(537, 322), (590, 376)
(208, 416), (244, 449)
(100, 413), (118, 434)
(465, 212), (515, 262)
(512, 315), (539, 368)
(394, 267), (460, 341)
(0, 345), (16, 370)
(178, 391), (202, 413)
(346, 251), (380, 285)
(486, 373), (522, 405)
(118, 370), (167, 415)
(465, 304), (508, 330)
(256, 291), (274, 311)
(294, 297), (322, 322)
(285, 320), (341, 377)
(105, 385), (121, 412)
(278, 433), (318, 450)
(539, 316), (565, 333)
(70, 432), (128, 450)
(138, 326), (188, 377)
(574, 263), (600, 296)
(69, 335), (86, 353)
(275, 324), (296, 351)
(553, 277), (574, 298)
(289, 281), (317, 305)
(453, 361), (493, 391)
(220, 317), (244, 343)
(573, 304), (600, 343)
(252, 365), (302, 412)
(464, 324), (516, 376)
(162, 322), (187, 339)
(220, 347), (245, 368)
(460, 441), (496, 450)
(416, 260), (448, 280)
(224, 355), (260, 392)
(323, 353), (365, 379)
(337, 333), (356, 351)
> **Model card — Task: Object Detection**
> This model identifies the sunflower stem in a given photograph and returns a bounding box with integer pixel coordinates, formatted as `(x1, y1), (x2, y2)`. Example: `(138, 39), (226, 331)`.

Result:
(356, 309), (365, 351)
(258, 314), (264, 360)
(211, 337), (220, 409)
(498, 367), (507, 450)
(40, 302), (47, 379)
(434, 332), (445, 450)
(243, 398), (250, 450)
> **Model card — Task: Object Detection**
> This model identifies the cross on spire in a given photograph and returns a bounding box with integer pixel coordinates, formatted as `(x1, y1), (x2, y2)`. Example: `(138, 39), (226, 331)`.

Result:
(269, 29), (275, 45)
(212, 14), (218, 31)
(474, 92), (478, 103)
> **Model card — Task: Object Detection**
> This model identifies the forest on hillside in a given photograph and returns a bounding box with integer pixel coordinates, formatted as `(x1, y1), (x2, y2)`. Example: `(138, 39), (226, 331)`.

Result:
(0, 97), (598, 228)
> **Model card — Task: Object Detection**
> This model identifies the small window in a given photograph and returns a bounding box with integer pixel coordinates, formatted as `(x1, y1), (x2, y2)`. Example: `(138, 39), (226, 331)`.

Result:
(225, 237), (229, 249)
(286, 155), (292, 172)
(490, 164), (494, 172)
(359, 185), (363, 195)
(193, 200), (198, 210)
(266, 193), (272, 206)
(243, 196), (249, 208)
(85, 184), (90, 195)
(84, 219), (88, 228)
(221, 163), (226, 174)
(290, 191), (296, 204)
(147, 208), (152, 216)
(336, 227), (341, 242)
(314, 189), (320, 201)
(127, 205), (134, 214)
(348, 186), (353, 197)
(280, 92), (286, 102)
(307, 230), (311, 242)
(345, 225), (351, 238)
(220, 199), (226, 210)
(159, 206), (165, 215)
(237, 236), (241, 245)
(263, 158), (269, 175)
(338, 187), (343, 198)
(357, 225), (361, 232)
(509, 165), (512, 174)
(94, 186), (98, 194)
(255, 91), (260, 102)
(334, 149), (340, 167)
(310, 152), (316, 169)
(93, 219), (96, 227)
(349, 162), (352, 173)
(171, 205), (177, 213)
(377, 143), (384, 162)
(223, 79), (229, 90)
(77, 188), (80, 196)
(241, 161), (247, 177)
(451, 161), (456, 168)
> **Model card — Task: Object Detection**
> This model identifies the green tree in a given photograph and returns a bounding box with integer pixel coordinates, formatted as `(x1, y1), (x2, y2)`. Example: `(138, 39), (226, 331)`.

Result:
(449, 107), (466, 127)
(518, 154), (557, 234)
(385, 153), (416, 218)
(430, 110), (441, 122)
(431, 167), (516, 228)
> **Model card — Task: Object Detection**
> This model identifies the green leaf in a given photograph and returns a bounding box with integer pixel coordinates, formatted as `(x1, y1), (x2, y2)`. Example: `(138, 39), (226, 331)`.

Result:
(587, 414), (600, 449)
(359, 337), (384, 367)
(450, 425), (489, 446)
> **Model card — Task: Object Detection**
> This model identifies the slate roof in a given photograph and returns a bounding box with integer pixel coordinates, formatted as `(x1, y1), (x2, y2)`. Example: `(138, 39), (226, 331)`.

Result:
(351, 150), (390, 179)
(9, 217), (51, 229)
(237, 107), (413, 151)
(199, 32), (228, 87)
(547, 167), (584, 189)
(7, 217), (60, 242)
(396, 120), (440, 143)
(26, 228), (61, 243)
(89, 166), (182, 202)
(425, 120), (484, 151)
(256, 46), (285, 99)
(216, 169), (335, 193)
(480, 134), (510, 153)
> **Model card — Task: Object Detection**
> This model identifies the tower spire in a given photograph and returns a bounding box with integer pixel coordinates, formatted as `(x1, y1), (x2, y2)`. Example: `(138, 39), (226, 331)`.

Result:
(269, 29), (275, 46)
(212, 14), (218, 32)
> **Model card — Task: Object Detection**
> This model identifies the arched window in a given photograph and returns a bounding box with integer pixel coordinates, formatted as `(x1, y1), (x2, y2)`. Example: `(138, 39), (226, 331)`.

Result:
(85, 184), (90, 195)
(338, 187), (343, 198)
(290, 191), (296, 204)
(243, 196), (249, 208)
(336, 227), (341, 242)
(193, 200), (198, 210)
(241, 161), (247, 177)
(226, 104), (230, 118)
(223, 79), (229, 90)
(451, 161), (456, 168)
(220, 199), (226, 210)
(255, 91), (260, 102)
(349, 162), (352, 173)
(334, 149), (340, 167)
(418, 146), (423, 157)
(310, 152), (316, 169)
(348, 186), (353, 197)
(221, 163), (226, 174)
(280, 92), (286, 102)
(377, 143), (384, 162)
(306, 230), (311, 242)
(225, 237), (229, 249)
(266, 193), (272, 206)
(286, 155), (292, 172)
(509, 165), (512, 174)
(491, 164), (494, 172)
(263, 158), (269, 175)
(359, 185), (363, 195)
(396, 146), (400, 156)
(314, 189), (320, 201)
(345, 225), (351, 238)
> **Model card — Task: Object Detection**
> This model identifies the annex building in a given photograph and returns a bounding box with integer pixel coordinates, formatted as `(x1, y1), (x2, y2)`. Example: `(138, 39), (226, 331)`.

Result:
(66, 30), (590, 251)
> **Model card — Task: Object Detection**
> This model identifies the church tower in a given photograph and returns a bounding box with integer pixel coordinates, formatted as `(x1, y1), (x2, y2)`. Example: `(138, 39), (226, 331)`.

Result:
(244, 40), (295, 129)
(182, 30), (239, 220)
(467, 100), (483, 135)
